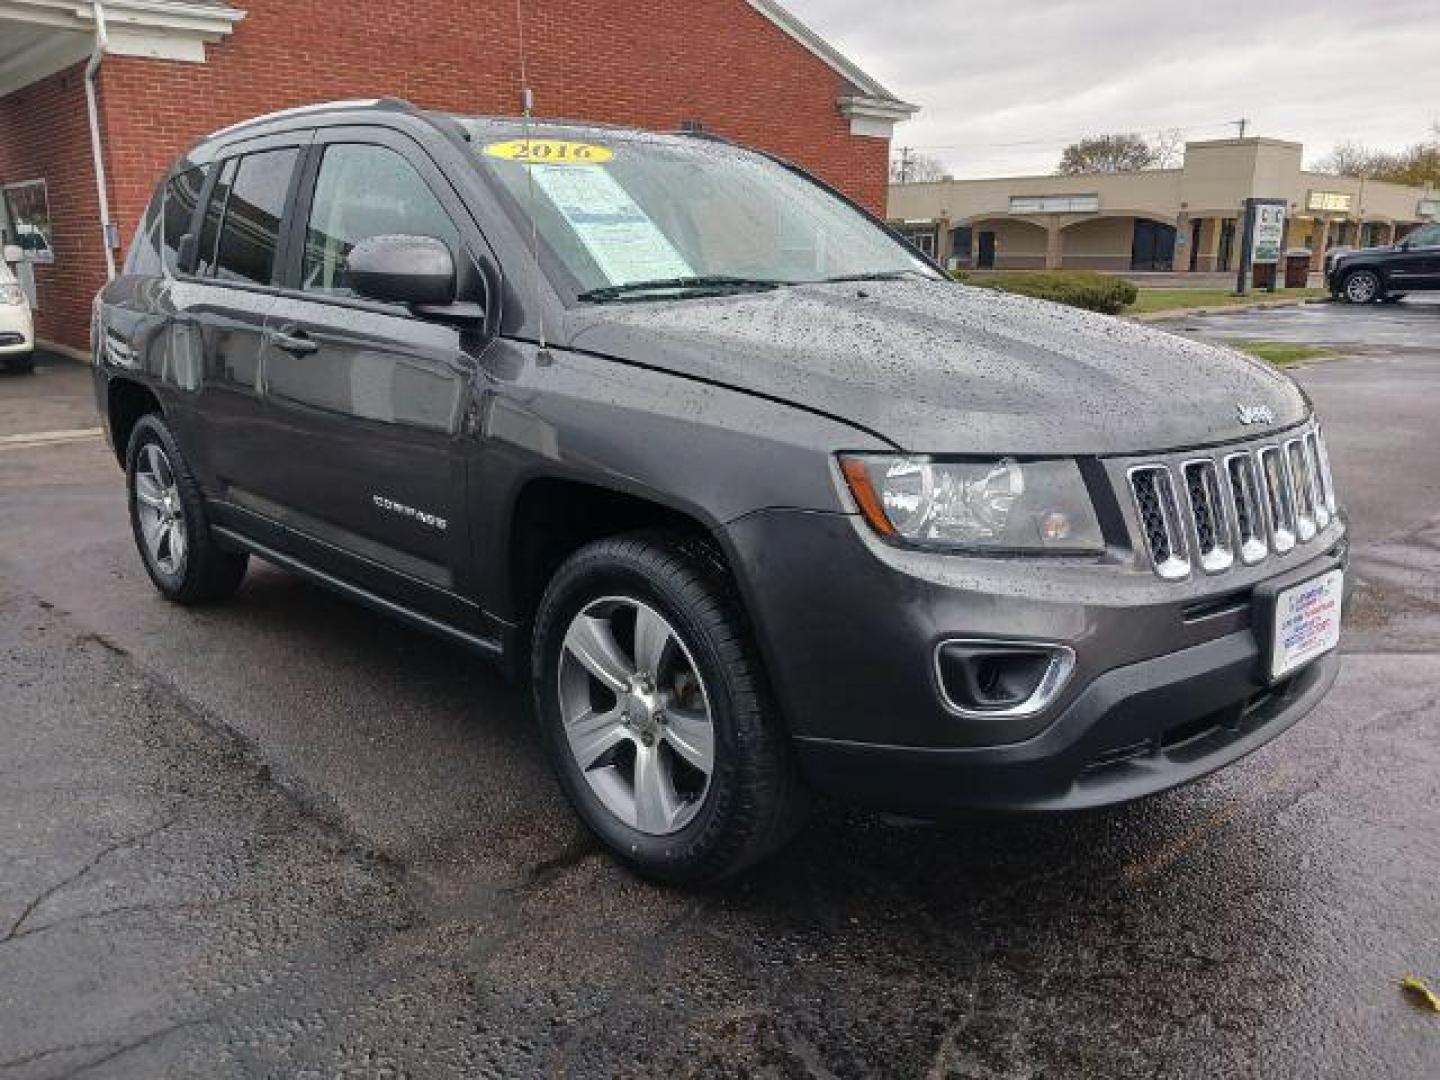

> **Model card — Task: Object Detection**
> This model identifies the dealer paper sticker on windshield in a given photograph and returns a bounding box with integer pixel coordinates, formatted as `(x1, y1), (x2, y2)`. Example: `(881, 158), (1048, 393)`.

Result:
(483, 139), (614, 165)
(528, 164), (694, 284)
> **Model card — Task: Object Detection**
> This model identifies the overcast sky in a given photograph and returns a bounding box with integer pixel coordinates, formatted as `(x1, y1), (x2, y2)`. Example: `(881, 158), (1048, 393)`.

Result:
(781, 0), (1440, 179)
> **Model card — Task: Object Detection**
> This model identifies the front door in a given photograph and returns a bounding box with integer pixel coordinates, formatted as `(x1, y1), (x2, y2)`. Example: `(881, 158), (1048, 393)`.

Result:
(1130, 219), (1175, 271)
(257, 130), (481, 621)
(977, 230), (996, 269)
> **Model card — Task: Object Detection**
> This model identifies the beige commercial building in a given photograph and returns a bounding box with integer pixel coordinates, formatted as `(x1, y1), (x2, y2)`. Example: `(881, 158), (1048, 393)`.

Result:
(889, 137), (1438, 274)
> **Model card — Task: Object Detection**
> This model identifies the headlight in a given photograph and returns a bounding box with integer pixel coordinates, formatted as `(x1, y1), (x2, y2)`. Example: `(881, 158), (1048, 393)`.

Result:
(0, 284), (24, 307)
(839, 455), (1104, 552)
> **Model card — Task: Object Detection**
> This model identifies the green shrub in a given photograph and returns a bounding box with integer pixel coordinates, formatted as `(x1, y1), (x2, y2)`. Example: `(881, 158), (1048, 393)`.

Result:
(951, 269), (1139, 315)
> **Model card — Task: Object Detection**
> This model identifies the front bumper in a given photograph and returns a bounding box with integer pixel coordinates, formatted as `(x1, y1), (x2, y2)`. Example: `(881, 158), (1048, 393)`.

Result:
(724, 507), (1347, 815)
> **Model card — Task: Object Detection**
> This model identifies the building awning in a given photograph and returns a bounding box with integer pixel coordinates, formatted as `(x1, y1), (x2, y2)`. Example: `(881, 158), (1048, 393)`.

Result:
(0, 1), (244, 96)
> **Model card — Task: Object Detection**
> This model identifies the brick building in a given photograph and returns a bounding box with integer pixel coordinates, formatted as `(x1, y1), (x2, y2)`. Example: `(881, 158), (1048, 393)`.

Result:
(0, 0), (916, 353)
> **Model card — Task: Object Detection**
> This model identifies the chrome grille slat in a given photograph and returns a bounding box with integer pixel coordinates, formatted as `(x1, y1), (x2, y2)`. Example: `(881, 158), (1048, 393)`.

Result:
(1128, 465), (1190, 580)
(1182, 459), (1233, 573)
(1285, 438), (1318, 542)
(1224, 452), (1268, 565)
(1126, 426), (1337, 580)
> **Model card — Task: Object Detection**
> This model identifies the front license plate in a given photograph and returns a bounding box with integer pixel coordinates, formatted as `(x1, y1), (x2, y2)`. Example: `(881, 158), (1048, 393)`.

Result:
(1269, 569), (1343, 682)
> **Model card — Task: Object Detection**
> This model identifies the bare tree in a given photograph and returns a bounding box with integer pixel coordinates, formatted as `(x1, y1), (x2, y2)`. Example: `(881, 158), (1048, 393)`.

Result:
(890, 151), (951, 184)
(1150, 128), (1186, 168)
(1056, 133), (1159, 175)
(1316, 128), (1440, 187)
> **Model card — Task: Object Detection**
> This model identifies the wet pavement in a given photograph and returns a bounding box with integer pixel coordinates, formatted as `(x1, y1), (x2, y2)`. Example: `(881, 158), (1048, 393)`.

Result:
(1, 321), (1438, 1077)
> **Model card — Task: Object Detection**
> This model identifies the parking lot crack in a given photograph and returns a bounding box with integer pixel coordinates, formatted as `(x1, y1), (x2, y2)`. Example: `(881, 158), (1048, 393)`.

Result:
(0, 814), (182, 945)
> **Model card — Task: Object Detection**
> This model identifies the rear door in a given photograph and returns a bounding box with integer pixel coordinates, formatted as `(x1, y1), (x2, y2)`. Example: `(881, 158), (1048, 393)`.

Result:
(257, 127), (483, 622)
(176, 135), (307, 507)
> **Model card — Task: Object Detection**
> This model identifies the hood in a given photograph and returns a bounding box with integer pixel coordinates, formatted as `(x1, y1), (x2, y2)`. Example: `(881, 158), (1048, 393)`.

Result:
(563, 280), (1309, 455)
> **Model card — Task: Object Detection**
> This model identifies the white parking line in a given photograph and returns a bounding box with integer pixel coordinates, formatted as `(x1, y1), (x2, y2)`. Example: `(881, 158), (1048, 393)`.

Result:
(0, 427), (105, 450)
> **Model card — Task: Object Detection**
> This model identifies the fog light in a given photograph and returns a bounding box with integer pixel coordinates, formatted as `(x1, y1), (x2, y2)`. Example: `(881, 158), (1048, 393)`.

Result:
(934, 640), (1075, 719)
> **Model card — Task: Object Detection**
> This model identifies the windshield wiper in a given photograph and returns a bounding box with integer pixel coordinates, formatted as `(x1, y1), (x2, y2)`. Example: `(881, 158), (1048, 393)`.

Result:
(577, 276), (788, 302)
(811, 270), (934, 284)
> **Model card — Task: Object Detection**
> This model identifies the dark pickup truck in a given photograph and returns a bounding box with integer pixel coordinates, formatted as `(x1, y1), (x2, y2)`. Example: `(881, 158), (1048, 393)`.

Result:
(1328, 221), (1440, 302)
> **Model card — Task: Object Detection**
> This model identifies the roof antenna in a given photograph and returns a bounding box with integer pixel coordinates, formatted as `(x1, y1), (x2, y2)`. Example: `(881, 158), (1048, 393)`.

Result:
(515, 0), (546, 349)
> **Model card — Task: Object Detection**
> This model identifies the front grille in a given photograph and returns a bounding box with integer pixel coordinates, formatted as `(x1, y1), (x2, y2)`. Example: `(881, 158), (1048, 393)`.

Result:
(1127, 425), (1337, 581)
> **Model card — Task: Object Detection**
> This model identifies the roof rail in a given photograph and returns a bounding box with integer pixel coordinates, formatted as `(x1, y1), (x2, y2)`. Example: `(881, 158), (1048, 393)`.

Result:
(204, 97), (421, 140)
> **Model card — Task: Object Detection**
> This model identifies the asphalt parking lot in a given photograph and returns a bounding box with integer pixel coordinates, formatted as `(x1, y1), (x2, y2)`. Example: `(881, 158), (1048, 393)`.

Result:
(2, 299), (1438, 1078)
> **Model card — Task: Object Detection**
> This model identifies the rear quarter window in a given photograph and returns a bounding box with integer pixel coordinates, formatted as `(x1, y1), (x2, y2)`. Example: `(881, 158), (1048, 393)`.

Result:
(162, 165), (209, 276)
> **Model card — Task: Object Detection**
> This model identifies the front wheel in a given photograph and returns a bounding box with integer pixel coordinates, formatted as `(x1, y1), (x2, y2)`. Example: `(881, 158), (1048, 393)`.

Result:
(532, 533), (803, 884)
(126, 414), (249, 604)
(1340, 269), (1382, 303)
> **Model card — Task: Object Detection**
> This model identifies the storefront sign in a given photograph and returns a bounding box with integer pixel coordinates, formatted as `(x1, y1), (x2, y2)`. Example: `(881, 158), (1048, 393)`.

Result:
(1251, 202), (1286, 265)
(1307, 190), (1352, 213)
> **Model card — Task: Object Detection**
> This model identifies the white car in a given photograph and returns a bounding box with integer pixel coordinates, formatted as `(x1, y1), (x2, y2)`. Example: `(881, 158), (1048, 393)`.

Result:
(1, 246), (35, 374)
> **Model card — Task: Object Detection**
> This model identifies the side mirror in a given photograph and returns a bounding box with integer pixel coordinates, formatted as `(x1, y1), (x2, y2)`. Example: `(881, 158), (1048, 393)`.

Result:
(2, 244), (21, 265)
(347, 234), (457, 307)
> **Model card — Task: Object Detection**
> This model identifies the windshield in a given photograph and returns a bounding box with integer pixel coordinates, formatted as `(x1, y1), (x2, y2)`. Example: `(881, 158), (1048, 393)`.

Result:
(462, 122), (937, 300)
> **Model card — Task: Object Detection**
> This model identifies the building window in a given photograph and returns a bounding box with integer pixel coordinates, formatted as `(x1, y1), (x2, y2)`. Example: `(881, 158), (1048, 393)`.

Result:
(1008, 193), (1100, 215)
(895, 223), (937, 258)
(2, 179), (55, 263)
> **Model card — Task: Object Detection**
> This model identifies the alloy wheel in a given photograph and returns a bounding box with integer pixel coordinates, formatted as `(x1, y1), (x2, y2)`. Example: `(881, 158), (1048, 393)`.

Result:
(557, 596), (715, 835)
(1344, 271), (1379, 303)
(134, 442), (188, 577)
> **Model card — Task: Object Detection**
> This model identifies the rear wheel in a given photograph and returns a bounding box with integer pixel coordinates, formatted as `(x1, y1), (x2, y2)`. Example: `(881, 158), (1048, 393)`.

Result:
(532, 533), (803, 884)
(126, 414), (248, 604)
(1340, 269), (1382, 303)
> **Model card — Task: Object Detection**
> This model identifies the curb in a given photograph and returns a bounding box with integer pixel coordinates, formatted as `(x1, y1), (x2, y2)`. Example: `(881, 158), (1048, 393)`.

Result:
(1131, 297), (1331, 323)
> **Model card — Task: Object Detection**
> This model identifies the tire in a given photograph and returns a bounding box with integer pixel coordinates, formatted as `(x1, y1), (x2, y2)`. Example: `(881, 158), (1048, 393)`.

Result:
(125, 413), (248, 604)
(3, 350), (34, 373)
(532, 532), (803, 884)
(1340, 269), (1382, 303)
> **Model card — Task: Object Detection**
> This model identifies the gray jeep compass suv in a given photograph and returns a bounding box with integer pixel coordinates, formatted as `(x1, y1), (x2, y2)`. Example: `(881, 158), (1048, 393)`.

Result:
(94, 99), (1346, 882)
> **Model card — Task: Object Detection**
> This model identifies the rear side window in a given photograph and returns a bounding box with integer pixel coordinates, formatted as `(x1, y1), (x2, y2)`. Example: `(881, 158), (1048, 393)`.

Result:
(212, 148), (299, 285)
(195, 157), (236, 278)
(301, 143), (459, 297)
(162, 166), (208, 275)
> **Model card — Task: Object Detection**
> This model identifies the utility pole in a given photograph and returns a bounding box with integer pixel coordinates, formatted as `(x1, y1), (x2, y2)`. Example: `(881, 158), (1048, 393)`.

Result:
(1230, 117), (1250, 139)
(897, 146), (913, 184)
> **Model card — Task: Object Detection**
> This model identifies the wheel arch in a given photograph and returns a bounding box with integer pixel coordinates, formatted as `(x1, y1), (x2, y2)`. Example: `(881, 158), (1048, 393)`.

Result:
(106, 377), (164, 467)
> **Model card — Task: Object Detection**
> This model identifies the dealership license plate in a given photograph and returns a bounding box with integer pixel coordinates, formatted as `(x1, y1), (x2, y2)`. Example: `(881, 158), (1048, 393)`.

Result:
(1269, 570), (1343, 682)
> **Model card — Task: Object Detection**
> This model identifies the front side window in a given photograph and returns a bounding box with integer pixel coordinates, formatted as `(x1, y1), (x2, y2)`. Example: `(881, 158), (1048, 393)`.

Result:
(212, 149), (298, 285)
(2, 179), (55, 264)
(467, 124), (935, 299)
(302, 144), (460, 296)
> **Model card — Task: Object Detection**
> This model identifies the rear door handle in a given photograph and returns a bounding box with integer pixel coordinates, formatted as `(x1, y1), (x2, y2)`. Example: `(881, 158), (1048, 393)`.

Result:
(270, 327), (318, 356)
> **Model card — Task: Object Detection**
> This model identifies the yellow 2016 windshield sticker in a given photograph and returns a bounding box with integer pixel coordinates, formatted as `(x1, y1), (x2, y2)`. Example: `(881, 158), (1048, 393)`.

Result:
(483, 139), (613, 165)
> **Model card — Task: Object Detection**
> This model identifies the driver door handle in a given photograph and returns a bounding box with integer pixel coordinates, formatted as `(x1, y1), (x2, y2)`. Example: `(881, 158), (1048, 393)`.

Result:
(270, 326), (318, 356)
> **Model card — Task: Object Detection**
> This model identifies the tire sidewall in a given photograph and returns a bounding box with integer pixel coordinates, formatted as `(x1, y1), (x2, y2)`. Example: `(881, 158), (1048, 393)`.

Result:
(533, 547), (749, 879)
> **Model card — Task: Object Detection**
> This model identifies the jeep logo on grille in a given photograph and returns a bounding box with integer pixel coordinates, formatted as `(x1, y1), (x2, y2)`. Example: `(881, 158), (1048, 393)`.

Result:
(1236, 404), (1276, 426)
